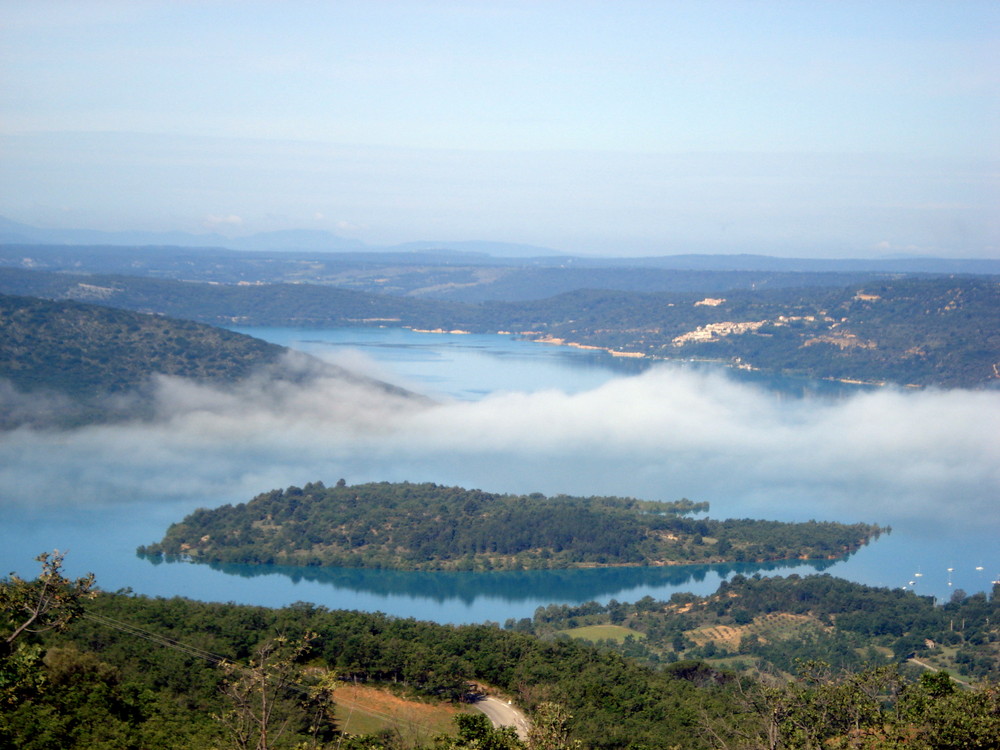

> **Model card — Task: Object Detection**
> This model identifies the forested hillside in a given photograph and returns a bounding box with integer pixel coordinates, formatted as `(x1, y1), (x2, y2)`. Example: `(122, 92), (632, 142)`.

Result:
(0, 242), (891, 301)
(0, 293), (411, 429)
(0, 293), (286, 396)
(518, 573), (1000, 681)
(0, 266), (468, 329)
(1, 266), (996, 388)
(2, 559), (997, 749)
(139, 481), (884, 571)
(476, 277), (1000, 388)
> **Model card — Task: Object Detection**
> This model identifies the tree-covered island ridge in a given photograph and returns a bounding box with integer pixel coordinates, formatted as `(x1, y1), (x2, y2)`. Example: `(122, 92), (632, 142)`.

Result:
(139, 481), (885, 571)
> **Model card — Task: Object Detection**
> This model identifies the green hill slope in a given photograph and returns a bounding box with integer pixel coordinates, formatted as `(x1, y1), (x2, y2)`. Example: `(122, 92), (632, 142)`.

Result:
(0, 293), (412, 428)
(0, 293), (286, 397)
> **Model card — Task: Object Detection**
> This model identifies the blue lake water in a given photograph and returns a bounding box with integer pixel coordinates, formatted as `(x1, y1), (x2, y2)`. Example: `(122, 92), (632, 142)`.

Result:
(2, 326), (997, 624)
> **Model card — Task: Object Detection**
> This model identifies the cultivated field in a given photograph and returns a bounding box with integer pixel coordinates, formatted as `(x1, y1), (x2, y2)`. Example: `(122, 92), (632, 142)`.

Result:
(686, 612), (828, 649)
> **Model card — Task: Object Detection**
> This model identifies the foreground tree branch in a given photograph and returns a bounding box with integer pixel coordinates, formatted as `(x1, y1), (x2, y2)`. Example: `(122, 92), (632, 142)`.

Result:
(1, 551), (96, 647)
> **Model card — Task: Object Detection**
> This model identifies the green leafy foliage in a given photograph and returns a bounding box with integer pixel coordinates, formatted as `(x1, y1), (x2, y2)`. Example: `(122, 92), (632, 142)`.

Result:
(512, 574), (1000, 682)
(435, 713), (523, 750)
(1, 551), (96, 647)
(215, 633), (338, 750)
(4, 590), (733, 749)
(3, 572), (999, 749)
(0, 293), (286, 396)
(139, 481), (882, 571)
(707, 661), (1000, 750)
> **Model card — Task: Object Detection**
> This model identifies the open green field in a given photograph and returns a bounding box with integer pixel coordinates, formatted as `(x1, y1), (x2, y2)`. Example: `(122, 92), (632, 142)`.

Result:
(561, 624), (646, 644)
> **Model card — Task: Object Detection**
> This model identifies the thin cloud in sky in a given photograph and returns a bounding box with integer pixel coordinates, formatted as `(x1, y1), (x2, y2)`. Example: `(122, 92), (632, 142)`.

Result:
(2, 1), (993, 154)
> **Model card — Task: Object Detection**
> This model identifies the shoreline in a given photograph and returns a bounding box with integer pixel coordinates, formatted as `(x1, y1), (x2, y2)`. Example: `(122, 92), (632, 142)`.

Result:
(519, 331), (892, 388)
(400, 324), (923, 388)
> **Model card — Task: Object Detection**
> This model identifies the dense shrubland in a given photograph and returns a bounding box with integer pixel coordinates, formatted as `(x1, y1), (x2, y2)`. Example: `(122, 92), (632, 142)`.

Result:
(139, 481), (883, 571)
(3, 560), (998, 749)
(515, 574), (1000, 682)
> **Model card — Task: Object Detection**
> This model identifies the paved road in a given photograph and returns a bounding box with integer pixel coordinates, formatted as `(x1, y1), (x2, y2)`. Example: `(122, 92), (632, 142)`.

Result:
(473, 695), (531, 740)
(908, 658), (970, 687)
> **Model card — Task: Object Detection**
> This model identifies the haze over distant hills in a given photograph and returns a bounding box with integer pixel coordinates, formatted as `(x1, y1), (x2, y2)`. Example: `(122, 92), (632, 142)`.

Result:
(2, 215), (998, 390)
(2, 215), (998, 274)
(0, 215), (554, 259)
(2, 264), (997, 389)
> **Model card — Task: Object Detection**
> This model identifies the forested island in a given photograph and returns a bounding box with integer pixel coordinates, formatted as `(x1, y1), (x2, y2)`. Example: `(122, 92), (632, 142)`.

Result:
(139, 481), (884, 571)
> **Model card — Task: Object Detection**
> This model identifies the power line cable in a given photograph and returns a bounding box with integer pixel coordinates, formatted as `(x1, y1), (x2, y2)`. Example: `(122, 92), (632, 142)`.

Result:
(80, 610), (445, 734)
(83, 612), (231, 666)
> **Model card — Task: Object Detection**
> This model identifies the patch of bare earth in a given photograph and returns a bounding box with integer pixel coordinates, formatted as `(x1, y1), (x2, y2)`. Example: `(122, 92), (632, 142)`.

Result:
(333, 684), (464, 740)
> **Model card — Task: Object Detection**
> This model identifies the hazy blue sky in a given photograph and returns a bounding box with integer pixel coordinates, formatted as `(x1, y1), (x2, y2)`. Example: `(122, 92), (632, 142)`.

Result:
(1, 1), (997, 257)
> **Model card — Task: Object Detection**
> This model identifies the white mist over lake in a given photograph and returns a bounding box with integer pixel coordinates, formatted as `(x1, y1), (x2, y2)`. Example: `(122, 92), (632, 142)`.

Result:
(2, 327), (997, 621)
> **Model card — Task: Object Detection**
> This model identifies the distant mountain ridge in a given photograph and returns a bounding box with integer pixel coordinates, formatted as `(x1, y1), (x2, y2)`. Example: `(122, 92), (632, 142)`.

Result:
(2, 215), (997, 273)
(0, 215), (551, 258)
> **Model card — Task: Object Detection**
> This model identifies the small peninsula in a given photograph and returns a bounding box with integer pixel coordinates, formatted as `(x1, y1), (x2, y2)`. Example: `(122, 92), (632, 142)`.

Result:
(139, 481), (885, 571)
(0, 292), (416, 429)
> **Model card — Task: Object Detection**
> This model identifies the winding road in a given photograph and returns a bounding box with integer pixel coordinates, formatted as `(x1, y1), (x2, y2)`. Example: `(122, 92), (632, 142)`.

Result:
(473, 695), (531, 740)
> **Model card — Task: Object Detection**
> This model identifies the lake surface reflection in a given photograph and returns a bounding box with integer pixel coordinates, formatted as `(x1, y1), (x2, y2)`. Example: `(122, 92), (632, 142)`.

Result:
(133, 555), (844, 624)
(196, 556), (841, 605)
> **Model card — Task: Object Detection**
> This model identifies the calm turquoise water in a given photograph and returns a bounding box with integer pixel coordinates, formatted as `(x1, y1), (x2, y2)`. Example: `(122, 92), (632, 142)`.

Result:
(236, 326), (872, 401)
(2, 326), (996, 624)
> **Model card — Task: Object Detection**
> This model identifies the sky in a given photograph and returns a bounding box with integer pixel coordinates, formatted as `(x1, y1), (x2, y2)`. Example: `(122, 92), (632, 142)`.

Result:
(1, 0), (997, 257)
